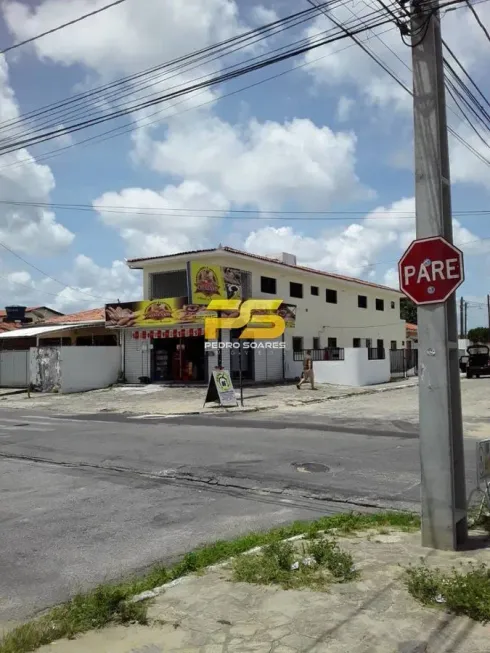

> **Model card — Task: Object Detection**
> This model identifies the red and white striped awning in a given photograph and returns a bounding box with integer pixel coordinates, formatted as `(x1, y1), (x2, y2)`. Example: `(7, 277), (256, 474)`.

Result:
(132, 327), (204, 340)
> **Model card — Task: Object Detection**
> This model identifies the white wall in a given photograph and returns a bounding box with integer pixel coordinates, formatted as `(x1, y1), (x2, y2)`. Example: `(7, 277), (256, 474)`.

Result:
(284, 348), (303, 380)
(313, 348), (390, 387)
(60, 347), (120, 393)
(0, 351), (29, 387)
(250, 266), (405, 351)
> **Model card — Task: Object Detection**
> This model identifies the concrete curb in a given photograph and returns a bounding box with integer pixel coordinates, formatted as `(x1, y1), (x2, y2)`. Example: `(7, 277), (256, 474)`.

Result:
(131, 533), (308, 604)
(283, 379), (419, 407)
(0, 388), (27, 398)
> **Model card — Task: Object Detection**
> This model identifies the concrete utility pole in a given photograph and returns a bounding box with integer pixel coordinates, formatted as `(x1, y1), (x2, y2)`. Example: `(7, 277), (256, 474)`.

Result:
(487, 294), (490, 333)
(459, 296), (464, 338)
(411, 0), (467, 549)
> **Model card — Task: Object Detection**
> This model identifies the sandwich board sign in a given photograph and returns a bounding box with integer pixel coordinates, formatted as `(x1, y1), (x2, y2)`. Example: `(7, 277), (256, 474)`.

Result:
(203, 368), (238, 407)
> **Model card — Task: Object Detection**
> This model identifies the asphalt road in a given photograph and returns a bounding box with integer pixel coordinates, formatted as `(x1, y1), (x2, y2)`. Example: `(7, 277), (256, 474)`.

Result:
(0, 408), (478, 627)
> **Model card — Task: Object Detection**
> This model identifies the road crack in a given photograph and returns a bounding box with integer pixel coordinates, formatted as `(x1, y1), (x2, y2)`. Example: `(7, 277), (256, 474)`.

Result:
(0, 451), (418, 513)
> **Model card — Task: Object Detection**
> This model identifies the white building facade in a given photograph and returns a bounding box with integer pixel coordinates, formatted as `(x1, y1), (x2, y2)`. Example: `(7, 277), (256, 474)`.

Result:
(115, 247), (406, 385)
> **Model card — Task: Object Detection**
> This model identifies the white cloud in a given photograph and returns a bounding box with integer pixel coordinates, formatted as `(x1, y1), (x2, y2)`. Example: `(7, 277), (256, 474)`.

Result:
(243, 196), (489, 280)
(2, 0), (244, 76)
(250, 5), (279, 25)
(0, 255), (141, 314)
(301, 2), (490, 189)
(336, 96), (354, 122)
(302, 2), (490, 112)
(0, 56), (74, 256)
(93, 180), (229, 257)
(144, 114), (372, 211)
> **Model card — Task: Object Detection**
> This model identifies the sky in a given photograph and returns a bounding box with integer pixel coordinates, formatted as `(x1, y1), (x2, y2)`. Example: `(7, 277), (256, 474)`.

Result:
(0, 0), (489, 327)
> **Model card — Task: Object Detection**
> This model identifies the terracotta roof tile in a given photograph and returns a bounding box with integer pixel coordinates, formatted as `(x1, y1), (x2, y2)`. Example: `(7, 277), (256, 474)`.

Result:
(0, 322), (21, 332)
(43, 308), (105, 325)
(406, 323), (418, 332)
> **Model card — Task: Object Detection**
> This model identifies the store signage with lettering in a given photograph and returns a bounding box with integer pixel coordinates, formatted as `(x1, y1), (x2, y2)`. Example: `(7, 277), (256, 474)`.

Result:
(187, 262), (243, 304)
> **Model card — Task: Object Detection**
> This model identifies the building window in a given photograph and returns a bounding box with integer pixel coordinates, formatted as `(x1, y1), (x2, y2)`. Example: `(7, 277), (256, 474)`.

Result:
(311, 285), (319, 296)
(150, 270), (187, 299)
(290, 282), (303, 298)
(353, 338), (361, 348)
(376, 298), (384, 311)
(261, 276), (277, 294)
(326, 289), (338, 304)
(313, 337), (320, 350)
(358, 295), (368, 309)
(292, 336), (303, 352)
(377, 339), (384, 351)
(365, 338), (372, 348)
(391, 301), (396, 309)
(390, 340), (397, 350)
(327, 337), (337, 348)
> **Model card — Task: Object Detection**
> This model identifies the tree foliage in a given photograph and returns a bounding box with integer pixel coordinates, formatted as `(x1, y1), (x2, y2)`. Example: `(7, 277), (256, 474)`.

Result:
(467, 327), (489, 344)
(400, 298), (417, 324)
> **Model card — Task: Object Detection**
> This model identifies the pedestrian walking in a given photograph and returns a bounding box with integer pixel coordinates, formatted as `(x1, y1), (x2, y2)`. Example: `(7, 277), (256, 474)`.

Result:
(297, 350), (315, 390)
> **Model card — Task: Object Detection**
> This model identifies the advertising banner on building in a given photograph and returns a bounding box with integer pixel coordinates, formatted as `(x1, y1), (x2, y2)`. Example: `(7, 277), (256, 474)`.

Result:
(105, 298), (216, 328)
(187, 262), (243, 304)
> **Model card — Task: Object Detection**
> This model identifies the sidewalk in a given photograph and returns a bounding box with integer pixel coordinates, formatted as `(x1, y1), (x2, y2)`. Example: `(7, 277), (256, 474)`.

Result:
(36, 528), (489, 653)
(0, 378), (418, 416)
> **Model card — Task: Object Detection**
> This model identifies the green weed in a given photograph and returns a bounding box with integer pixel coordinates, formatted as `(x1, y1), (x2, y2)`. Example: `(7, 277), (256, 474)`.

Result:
(0, 510), (419, 653)
(406, 562), (490, 623)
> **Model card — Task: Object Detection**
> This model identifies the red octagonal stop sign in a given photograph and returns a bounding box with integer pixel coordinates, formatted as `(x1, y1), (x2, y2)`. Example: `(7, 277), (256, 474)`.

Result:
(398, 236), (464, 305)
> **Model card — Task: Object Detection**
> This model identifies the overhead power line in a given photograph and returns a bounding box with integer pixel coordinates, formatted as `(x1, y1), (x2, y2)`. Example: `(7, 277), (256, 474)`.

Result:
(1, 0), (471, 157)
(1, 0), (129, 55)
(1, 198), (490, 220)
(0, 0), (334, 139)
(0, 239), (111, 301)
(0, 20), (405, 173)
(0, 4), (396, 155)
(0, 0), (485, 173)
(465, 0), (490, 42)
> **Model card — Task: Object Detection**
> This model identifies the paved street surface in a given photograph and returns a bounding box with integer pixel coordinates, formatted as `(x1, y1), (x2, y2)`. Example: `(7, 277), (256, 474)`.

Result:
(0, 406), (481, 630)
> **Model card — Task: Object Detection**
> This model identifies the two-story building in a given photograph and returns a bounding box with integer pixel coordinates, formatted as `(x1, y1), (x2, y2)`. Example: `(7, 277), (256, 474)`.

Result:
(108, 246), (405, 385)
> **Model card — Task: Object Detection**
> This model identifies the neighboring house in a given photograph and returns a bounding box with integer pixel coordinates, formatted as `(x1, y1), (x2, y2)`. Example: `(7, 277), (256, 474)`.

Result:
(406, 323), (418, 348)
(107, 245), (406, 385)
(0, 308), (117, 351)
(0, 307), (120, 392)
(0, 305), (64, 325)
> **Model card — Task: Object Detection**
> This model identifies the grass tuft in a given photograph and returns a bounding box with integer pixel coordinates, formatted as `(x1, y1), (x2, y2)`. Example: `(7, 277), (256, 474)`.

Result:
(0, 510), (418, 653)
(406, 562), (490, 624)
(232, 536), (358, 590)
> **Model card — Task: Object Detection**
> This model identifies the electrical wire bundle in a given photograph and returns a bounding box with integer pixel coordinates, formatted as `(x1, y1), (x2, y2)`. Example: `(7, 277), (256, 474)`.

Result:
(309, 0), (490, 167)
(0, 0), (438, 157)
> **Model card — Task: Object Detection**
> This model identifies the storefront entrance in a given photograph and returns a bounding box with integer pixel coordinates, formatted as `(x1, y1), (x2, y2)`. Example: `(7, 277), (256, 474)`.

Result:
(152, 336), (206, 382)
(229, 329), (254, 381)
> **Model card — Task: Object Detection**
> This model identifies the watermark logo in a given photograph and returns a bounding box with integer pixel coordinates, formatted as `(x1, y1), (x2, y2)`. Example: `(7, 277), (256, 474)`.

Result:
(204, 299), (285, 340)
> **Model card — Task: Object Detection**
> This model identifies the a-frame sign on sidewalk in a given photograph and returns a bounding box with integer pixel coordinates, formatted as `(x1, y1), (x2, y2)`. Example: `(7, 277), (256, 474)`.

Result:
(203, 368), (238, 408)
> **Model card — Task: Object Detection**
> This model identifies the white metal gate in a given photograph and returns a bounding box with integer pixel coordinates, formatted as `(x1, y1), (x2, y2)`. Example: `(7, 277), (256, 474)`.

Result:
(0, 351), (29, 387)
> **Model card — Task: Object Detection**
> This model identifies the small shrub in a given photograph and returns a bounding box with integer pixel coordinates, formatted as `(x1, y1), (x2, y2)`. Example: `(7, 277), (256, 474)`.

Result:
(406, 562), (490, 623)
(307, 539), (358, 581)
(233, 537), (358, 590)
